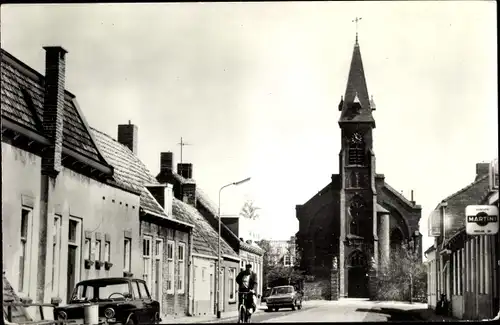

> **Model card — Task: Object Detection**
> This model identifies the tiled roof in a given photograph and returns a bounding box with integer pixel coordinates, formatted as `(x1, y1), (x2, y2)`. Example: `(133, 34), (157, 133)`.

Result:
(382, 182), (419, 209)
(172, 198), (238, 258)
(172, 173), (264, 255)
(434, 174), (490, 241)
(339, 42), (375, 125)
(91, 128), (191, 227)
(1, 49), (103, 163)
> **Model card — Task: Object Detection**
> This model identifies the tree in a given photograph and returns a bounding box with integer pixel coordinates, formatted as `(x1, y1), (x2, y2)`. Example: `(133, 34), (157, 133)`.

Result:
(257, 238), (305, 289)
(240, 200), (260, 220)
(374, 239), (427, 302)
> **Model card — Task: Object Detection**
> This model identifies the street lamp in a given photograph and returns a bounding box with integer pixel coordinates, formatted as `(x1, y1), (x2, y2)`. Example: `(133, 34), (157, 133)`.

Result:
(217, 177), (251, 319)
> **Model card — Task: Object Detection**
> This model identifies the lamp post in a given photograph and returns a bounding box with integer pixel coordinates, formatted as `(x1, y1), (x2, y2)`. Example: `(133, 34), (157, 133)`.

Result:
(217, 177), (251, 319)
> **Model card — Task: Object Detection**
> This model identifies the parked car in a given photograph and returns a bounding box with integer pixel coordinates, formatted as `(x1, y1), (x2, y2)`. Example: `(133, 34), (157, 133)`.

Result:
(53, 277), (161, 325)
(261, 288), (272, 303)
(266, 285), (303, 312)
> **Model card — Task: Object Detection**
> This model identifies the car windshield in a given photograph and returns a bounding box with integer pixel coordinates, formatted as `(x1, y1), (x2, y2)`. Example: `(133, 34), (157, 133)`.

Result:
(272, 287), (292, 295)
(72, 282), (131, 302)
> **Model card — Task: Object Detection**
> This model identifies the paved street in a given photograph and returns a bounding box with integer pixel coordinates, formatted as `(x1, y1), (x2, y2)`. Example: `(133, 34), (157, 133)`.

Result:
(177, 299), (439, 323)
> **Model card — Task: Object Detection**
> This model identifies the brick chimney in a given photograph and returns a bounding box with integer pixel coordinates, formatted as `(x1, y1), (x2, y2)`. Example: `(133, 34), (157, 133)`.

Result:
(42, 46), (67, 176)
(147, 183), (174, 217)
(177, 163), (193, 179)
(118, 121), (138, 155)
(476, 162), (490, 181)
(160, 152), (174, 174)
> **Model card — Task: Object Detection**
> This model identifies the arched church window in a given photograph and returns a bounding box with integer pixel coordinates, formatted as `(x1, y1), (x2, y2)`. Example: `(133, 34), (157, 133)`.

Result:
(350, 218), (360, 236)
(348, 132), (365, 165)
(390, 228), (404, 250)
(348, 196), (365, 236)
(349, 250), (366, 268)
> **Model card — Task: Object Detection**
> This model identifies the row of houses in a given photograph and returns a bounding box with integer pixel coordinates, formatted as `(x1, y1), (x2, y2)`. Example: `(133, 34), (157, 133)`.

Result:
(425, 160), (499, 320)
(1, 45), (264, 322)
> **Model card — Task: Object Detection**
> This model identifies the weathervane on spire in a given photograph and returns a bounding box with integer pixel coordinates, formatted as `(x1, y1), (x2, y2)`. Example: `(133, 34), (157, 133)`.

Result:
(352, 17), (362, 44)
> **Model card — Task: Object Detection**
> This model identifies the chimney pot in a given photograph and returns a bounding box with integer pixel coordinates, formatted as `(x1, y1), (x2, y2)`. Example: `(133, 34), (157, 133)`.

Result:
(160, 152), (174, 174)
(177, 163), (193, 179)
(118, 123), (138, 155)
(42, 46), (67, 176)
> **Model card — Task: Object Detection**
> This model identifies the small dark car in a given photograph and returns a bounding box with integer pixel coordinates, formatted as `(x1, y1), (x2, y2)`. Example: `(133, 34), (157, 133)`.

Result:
(54, 277), (161, 325)
(266, 285), (303, 312)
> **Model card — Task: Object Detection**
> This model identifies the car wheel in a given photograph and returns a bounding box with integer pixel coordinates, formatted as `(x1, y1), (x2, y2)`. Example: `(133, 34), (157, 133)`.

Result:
(267, 307), (273, 312)
(297, 301), (303, 310)
(152, 312), (160, 324)
(274, 308), (279, 312)
(291, 302), (296, 311)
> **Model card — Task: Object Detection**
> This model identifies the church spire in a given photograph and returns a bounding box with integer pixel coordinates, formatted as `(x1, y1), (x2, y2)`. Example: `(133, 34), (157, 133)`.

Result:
(338, 18), (375, 128)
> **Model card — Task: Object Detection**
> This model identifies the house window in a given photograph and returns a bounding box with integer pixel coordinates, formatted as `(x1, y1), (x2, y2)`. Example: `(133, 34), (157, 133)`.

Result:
(52, 215), (62, 293)
(143, 236), (152, 290)
(19, 208), (32, 293)
(84, 238), (92, 260)
(228, 268), (236, 302)
(167, 240), (174, 293)
(124, 238), (131, 272)
(284, 255), (291, 266)
(95, 240), (102, 261)
(178, 243), (186, 294)
(104, 241), (111, 262)
(67, 218), (82, 302)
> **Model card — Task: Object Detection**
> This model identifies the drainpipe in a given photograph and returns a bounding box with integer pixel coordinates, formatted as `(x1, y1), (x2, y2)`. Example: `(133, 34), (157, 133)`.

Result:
(186, 227), (194, 316)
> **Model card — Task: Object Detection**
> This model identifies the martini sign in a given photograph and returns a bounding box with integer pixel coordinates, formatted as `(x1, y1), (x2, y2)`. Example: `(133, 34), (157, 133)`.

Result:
(465, 205), (499, 235)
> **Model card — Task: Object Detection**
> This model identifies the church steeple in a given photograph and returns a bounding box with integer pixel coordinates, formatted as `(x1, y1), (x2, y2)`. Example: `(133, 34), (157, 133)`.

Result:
(338, 34), (376, 128)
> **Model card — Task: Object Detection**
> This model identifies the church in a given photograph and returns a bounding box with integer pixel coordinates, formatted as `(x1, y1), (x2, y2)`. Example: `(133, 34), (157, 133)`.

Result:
(295, 33), (422, 299)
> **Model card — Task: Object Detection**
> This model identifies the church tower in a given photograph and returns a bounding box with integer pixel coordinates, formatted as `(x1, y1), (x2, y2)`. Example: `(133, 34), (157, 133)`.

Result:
(337, 32), (379, 298)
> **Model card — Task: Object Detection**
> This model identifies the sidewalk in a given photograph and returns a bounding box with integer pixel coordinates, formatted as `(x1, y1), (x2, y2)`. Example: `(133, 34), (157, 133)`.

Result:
(161, 305), (267, 324)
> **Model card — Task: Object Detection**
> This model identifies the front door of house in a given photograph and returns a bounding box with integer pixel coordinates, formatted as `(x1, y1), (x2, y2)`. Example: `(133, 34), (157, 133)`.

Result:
(154, 239), (163, 315)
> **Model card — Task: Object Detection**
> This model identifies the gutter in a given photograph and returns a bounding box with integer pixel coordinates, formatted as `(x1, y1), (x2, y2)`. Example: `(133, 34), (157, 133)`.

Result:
(141, 208), (194, 228)
(192, 253), (218, 260)
(187, 227), (194, 316)
(222, 254), (240, 262)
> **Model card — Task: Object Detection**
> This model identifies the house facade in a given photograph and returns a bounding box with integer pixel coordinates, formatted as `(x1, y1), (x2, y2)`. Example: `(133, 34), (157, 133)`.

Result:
(295, 36), (422, 300)
(1, 47), (143, 319)
(425, 160), (499, 320)
(268, 237), (297, 267)
(153, 152), (241, 317)
(91, 124), (195, 318)
(156, 153), (265, 298)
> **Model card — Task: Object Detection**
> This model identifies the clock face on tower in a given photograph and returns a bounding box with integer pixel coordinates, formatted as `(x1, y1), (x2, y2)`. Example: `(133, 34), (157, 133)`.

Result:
(350, 132), (363, 144)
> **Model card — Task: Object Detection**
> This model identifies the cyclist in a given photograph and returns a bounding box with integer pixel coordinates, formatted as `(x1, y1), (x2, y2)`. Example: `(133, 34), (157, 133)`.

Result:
(236, 263), (258, 315)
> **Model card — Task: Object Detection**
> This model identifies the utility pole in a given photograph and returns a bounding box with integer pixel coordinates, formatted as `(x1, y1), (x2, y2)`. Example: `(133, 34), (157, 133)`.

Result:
(177, 137), (192, 164)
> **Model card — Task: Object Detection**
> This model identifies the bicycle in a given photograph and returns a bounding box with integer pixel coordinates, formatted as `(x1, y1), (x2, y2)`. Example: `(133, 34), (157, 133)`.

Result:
(238, 291), (254, 323)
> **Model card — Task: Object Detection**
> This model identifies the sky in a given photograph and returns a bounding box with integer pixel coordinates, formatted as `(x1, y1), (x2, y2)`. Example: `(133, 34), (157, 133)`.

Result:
(1, 2), (497, 249)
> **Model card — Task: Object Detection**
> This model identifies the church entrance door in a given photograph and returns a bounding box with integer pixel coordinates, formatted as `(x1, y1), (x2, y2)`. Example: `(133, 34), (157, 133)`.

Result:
(347, 267), (369, 298)
(347, 250), (369, 298)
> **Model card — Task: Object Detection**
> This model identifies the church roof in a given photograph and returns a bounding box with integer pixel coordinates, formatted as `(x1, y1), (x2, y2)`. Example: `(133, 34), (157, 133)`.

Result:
(338, 40), (376, 127)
